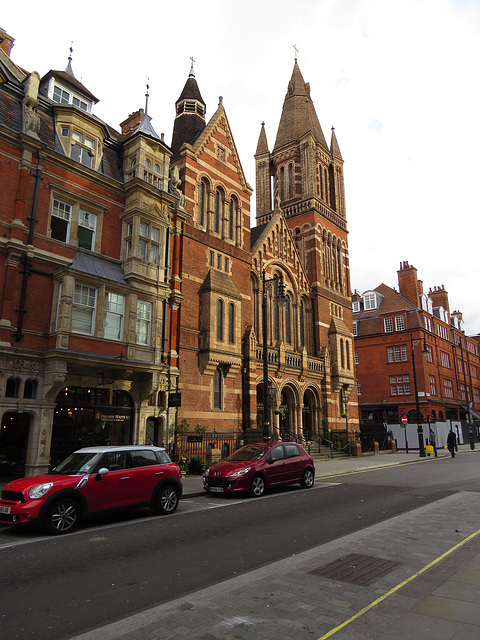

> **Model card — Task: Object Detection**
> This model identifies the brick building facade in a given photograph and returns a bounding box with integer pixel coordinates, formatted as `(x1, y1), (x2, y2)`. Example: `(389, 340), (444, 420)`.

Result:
(353, 261), (480, 450)
(0, 30), (185, 476)
(0, 29), (358, 476)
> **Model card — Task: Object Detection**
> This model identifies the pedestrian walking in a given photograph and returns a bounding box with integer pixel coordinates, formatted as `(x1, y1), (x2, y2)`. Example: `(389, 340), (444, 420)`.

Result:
(429, 429), (438, 457)
(447, 429), (456, 458)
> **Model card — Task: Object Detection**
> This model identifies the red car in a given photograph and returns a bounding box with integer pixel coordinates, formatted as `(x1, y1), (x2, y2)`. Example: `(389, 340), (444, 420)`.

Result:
(0, 445), (182, 534)
(203, 442), (315, 497)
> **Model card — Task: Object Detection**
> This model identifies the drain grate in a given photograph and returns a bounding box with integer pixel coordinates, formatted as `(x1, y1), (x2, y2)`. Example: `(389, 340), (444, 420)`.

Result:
(309, 553), (402, 586)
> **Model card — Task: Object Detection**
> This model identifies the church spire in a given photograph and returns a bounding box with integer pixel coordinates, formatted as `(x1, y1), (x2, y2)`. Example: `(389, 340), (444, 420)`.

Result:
(274, 60), (327, 150)
(171, 60), (206, 155)
(255, 121), (269, 155)
(330, 126), (343, 160)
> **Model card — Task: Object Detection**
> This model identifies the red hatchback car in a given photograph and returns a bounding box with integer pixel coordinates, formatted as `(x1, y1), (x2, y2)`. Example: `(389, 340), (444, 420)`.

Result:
(0, 445), (182, 534)
(203, 442), (315, 497)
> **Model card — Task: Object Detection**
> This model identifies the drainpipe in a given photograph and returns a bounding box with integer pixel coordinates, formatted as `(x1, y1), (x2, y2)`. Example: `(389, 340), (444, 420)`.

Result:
(15, 155), (42, 341)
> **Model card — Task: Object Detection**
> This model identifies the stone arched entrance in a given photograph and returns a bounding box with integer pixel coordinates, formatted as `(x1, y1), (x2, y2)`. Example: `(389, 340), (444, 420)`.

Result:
(302, 387), (321, 441)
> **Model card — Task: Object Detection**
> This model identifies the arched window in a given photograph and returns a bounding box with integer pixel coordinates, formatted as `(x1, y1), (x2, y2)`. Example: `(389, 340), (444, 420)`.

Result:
(217, 299), (224, 341)
(228, 197), (237, 241)
(285, 294), (292, 344)
(299, 301), (305, 347)
(340, 339), (345, 369)
(228, 302), (235, 343)
(213, 368), (222, 409)
(346, 340), (350, 370)
(24, 379), (36, 399)
(279, 166), (285, 201)
(214, 188), (224, 234)
(288, 163), (294, 199)
(5, 378), (18, 398)
(199, 179), (207, 227)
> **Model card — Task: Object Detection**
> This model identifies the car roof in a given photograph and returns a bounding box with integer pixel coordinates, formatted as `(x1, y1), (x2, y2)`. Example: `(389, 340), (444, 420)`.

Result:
(73, 445), (166, 454)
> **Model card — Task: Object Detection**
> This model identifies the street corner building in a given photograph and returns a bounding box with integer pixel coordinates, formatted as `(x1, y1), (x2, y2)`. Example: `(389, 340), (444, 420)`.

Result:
(353, 261), (480, 451)
(0, 28), (358, 478)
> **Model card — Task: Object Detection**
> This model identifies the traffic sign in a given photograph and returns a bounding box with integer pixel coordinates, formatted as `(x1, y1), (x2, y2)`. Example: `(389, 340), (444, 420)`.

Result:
(401, 415), (408, 425)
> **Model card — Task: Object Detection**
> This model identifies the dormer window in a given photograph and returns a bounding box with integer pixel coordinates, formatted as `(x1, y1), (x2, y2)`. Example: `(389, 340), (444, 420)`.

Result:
(52, 82), (91, 112)
(352, 300), (360, 313)
(363, 293), (377, 311)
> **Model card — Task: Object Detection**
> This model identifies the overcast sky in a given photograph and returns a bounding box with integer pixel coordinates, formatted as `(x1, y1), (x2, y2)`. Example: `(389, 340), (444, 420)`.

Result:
(3, 0), (479, 332)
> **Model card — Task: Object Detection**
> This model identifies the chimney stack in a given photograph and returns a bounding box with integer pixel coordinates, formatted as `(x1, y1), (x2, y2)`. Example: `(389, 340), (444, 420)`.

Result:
(397, 261), (422, 306)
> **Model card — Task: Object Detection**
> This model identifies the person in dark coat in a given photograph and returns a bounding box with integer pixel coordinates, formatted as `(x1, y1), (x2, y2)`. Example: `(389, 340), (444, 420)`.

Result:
(447, 429), (457, 458)
(429, 429), (438, 457)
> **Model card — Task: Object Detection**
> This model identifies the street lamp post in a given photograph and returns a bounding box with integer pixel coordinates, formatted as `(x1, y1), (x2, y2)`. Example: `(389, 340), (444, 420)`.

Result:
(262, 270), (286, 442)
(343, 389), (350, 455)
(410, 333), (429, 458)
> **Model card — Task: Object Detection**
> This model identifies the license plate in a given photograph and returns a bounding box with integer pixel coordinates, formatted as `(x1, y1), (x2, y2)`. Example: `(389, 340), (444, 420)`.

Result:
(0, 506), (11, 514)
(210, 487), (224, 493)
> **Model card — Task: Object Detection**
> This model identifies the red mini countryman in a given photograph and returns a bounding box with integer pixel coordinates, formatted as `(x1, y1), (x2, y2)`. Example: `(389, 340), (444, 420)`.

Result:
(203, 442), (315, 497)
(0, 445), (182, 534)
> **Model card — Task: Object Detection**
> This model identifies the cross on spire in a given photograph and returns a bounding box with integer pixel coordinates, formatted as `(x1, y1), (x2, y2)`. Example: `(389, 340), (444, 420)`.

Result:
(293, 44), (298, 61)
(189, 56), (195, 77)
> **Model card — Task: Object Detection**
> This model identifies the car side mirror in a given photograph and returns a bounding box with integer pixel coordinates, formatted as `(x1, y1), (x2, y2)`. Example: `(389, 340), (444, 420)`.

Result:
(95, 467), (110, 481)
(268, 457), (277, 464)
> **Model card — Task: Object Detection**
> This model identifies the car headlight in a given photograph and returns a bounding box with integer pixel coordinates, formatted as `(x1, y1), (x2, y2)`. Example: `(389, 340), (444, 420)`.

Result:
(228, 467), (252, 478)
(29, 483), (54, 499)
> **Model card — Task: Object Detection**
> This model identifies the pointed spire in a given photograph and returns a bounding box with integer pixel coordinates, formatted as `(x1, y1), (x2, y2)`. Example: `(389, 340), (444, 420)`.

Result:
(330, 126), (343, 160)
(256, 121), (269, 155)
(171, 60), (206, 154)
(274, 60), (328, 150)
(65, 42), (75, 77)
(135, 112), (162, 141)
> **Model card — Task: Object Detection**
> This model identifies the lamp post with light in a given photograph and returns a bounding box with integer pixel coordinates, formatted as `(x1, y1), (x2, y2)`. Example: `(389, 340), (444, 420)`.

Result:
(410, 333), (429, 457)
(262, 270), (286, 442)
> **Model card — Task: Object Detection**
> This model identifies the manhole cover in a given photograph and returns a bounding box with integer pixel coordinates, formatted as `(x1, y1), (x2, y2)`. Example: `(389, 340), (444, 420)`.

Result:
(309, 553), (402, 586)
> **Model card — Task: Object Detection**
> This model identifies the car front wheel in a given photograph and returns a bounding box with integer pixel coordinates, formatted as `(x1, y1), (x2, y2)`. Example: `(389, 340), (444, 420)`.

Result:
(301, 468), (315, 489)
(44, 498), (80, 535)
(155, 485), (180, 515)
(250, 475), (265, 497)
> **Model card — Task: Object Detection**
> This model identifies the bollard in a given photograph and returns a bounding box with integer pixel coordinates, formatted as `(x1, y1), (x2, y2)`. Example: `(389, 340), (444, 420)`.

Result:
(373, 441), (379, 456)
(390, 440), (397, 453)
(354, 442), (362, 457)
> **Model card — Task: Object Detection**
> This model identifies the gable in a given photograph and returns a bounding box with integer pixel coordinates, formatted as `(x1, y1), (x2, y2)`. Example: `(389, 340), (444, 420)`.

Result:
(251, 206), (311, 296)
(192, 103), (251, 193)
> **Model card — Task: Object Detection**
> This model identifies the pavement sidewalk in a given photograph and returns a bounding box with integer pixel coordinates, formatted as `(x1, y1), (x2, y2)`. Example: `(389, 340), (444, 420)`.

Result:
(68, 445), (480, 640)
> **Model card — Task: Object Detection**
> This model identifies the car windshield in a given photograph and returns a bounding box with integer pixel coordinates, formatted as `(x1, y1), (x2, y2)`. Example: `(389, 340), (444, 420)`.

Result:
(227, 445), (270, 461)
(52, 452), (100, 475)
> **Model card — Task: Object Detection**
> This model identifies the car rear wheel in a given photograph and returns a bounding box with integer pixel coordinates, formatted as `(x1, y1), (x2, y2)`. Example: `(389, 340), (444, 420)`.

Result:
(155, 485), (180, 515)
(250, 474), (265, 497)
(44, 498), (80, 535)
(301, 468), (315, 489)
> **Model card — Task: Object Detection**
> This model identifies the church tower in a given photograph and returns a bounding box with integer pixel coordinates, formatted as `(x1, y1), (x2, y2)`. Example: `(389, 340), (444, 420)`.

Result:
(254, 59), (357, 434)
(171, 64), (253, 436)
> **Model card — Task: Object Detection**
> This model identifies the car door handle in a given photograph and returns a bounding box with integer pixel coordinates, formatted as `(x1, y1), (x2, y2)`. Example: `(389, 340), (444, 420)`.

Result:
(120, 476), (130, 481)
(155, 471), (164, 475)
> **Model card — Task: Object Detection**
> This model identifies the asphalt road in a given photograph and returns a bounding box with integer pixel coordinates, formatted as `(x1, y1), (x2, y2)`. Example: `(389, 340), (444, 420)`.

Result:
(1, 455), (478, 640)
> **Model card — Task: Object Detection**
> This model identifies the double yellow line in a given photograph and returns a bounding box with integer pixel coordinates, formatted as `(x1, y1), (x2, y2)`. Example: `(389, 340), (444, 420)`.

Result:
(317, 526), (480, 639)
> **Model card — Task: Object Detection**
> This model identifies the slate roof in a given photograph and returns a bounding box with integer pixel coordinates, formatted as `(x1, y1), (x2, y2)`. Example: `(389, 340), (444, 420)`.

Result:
(67, 252), (129, 285)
